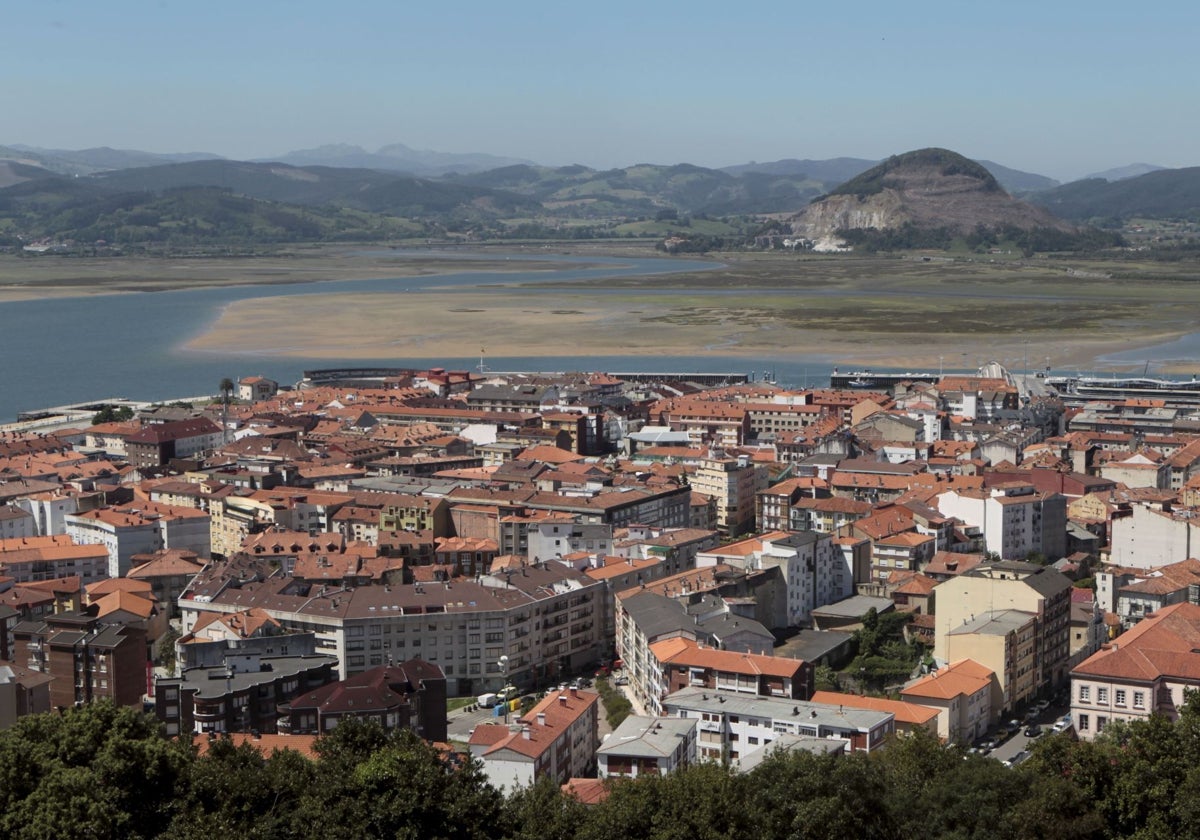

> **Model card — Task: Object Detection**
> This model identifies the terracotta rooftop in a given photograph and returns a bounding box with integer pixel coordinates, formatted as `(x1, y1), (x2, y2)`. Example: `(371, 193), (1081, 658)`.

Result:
(902, 659), (994, 700)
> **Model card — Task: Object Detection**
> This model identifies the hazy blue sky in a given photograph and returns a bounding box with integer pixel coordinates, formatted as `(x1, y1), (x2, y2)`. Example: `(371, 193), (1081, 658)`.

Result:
(7, 1), (1197, 180)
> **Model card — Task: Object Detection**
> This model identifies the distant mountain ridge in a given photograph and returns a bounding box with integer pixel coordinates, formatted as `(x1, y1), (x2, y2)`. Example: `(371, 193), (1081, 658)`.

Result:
(1031, 166), (1200, 222)
(722, 156), (1059, 194)
(5, 141), (1180, 250)
(2, 145), (223, 175)
(1082, 163), (1166, 182)
(256, 143), (536, 176)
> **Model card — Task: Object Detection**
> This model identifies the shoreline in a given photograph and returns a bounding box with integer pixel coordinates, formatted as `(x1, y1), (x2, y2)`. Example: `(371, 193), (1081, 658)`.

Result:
(7, 244), (1200, 375)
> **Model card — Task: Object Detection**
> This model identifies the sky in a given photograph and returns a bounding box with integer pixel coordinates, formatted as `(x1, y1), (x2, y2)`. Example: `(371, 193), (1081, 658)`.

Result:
(6, 0), (1199, 181)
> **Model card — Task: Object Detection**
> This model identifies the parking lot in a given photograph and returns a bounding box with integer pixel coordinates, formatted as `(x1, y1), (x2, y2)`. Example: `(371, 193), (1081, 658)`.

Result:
(447, 702), (521, 742)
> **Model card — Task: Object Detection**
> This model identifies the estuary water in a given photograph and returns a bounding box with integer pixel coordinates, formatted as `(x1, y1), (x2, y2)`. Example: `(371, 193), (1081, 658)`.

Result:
(0, 251), (838, 421)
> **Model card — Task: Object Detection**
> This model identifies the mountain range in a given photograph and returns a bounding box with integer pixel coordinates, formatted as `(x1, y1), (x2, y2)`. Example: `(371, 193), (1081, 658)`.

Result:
(0, 141), (1196, 249)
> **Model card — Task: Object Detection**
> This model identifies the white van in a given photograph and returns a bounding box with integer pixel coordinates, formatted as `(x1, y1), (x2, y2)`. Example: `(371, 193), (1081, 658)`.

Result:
(476, 692), (499, 708)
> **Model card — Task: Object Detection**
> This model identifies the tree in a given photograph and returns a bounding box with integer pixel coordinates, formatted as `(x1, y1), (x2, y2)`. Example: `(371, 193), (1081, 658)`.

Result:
(0, 703), (192, 840)
(169, 738), (315, 840)
(156, 628), (181, 675)
(502, 776), (586, 840)
(91, 405), (134, 425)
(299, 728), (503, 840)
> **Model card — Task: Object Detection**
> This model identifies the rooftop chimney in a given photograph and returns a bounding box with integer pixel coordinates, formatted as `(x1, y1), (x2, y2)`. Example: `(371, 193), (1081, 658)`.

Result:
(536, 712), (546, 726)
(558, 694), (568, 705)
(522, 726), (531, 740)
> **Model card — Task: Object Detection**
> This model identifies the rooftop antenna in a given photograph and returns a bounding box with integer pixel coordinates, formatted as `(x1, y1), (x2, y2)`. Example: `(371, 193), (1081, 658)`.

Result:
(478, 347), (487, 374)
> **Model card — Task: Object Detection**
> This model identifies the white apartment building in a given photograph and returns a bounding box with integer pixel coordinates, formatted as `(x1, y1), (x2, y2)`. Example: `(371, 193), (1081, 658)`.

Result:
(937, 484), (1066, 561)
(697, 531), (853, 627)
(663, 687), (894, 760)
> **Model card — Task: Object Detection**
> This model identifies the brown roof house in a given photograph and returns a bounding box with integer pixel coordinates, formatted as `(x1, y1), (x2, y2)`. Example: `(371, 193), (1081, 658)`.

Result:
(278, 658), (446, 741)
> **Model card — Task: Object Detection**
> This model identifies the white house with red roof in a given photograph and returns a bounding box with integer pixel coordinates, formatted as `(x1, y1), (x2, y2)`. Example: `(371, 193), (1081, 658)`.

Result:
(469, 687), (599, 791)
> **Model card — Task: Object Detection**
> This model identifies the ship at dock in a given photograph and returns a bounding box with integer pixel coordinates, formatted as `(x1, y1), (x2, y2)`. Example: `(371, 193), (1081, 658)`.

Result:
(1045, 374), (1200, 405)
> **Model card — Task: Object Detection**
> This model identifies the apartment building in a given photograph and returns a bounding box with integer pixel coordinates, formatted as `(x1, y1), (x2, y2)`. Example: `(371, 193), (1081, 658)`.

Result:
(156, 652), (338, 736)
(179, 555), (606, 693)
(596, 715), (697, 779)
(933, 561), (1072, 707)
(663, 687), (894, 761)
(11, 611), (146, 711)
(66, 503), (210, 577)
(937, 484), (1067, 561)
(648, 636), (812, 714)
(697, 531), (854, 627)
(0, 536), (109, 584)
(277, 658), (447, 741)
(901, 659), (999, 743)
(690, 455), (769, 536)
(126, 418), (223, 467)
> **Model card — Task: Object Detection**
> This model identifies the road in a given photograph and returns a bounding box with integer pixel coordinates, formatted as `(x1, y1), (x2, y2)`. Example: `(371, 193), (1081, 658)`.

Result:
(987, 699), (1072, 766)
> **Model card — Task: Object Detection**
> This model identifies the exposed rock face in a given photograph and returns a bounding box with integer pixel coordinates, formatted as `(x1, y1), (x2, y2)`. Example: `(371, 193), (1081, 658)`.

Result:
(790, 148), (1073, 242)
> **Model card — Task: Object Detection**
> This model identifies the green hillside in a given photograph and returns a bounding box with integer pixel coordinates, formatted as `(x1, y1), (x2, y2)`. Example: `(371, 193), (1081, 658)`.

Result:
(448, 162), (826, 215)
(89, 161), (541, 217)
(0, 185), (422, 246)
(1031, 167), (1200, 222)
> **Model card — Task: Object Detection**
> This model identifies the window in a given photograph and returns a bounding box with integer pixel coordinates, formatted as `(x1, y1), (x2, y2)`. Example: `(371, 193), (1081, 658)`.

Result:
(1079, 685), (1090, 702)
(1097, 687), (1108, 704)
(1134, 692), (1145, 709)
(1078, 714), (1089, 731)
(1097, 716), (1107, 732)
(1115, 690), (1126, 707)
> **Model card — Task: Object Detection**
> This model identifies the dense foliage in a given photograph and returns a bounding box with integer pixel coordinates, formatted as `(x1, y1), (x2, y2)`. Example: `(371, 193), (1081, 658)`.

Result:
(10, 699), (1200, 839)
(595, 677), (633, 729)
(837, 222), (1124, 256)
(825, 148), (1001, 199)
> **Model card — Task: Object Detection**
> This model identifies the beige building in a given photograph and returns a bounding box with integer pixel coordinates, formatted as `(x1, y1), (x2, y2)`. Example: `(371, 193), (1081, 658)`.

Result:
(933, 561), (1072, 709)
(691, 455), (769, 537)
(1071, 602), (1200, 740)
(940, 609), (1038, 711)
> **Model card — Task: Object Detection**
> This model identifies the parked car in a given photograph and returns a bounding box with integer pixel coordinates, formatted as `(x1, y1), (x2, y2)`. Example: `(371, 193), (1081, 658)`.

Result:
(1004, 719), (1021, 735)
(1003, 750), (1030, 768)
(1024, 724), (1043, 738)
(614, 676), (629, 686)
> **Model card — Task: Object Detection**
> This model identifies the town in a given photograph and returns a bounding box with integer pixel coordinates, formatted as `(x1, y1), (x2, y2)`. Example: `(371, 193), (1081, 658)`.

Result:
(5, 359), (1198, 794)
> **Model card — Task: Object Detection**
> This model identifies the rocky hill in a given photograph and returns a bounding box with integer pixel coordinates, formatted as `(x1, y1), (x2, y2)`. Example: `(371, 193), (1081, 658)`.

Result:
(790, 148), (1073, 248)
